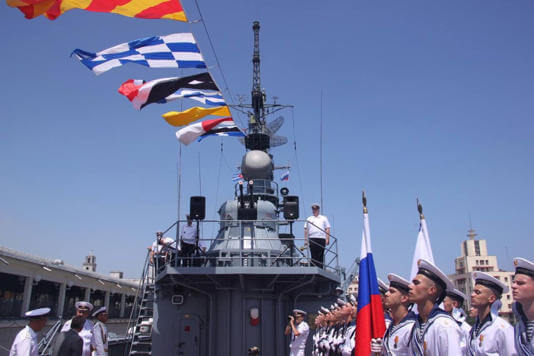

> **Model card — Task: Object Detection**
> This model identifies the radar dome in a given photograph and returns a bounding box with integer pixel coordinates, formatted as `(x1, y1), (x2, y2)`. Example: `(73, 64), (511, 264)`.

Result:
(241, 150), (273, 180)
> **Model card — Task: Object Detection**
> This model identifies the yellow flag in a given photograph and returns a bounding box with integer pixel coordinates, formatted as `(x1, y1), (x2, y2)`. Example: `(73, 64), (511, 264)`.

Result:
(163, 106), (231, 127)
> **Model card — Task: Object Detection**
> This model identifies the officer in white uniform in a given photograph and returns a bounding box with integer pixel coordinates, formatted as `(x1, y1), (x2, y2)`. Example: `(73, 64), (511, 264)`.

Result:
(339, 294), (357, 356)
(61, 301), (96, 356)
(407, 258), (464, 355)
(9, 307), (50, 356)
(92, 307), (108, 356)
(304, 204), (331, 268)
(180, 215), (199, 266)
(511, 257), (534, 356)
(442, 288), (470, 354)
(468, 271), (517, 355)
(371, 273), (416, 355)
(285, 309), (310, 356)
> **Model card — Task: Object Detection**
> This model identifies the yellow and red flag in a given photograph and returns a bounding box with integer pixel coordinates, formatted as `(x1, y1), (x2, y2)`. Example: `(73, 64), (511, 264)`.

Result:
(163, 106), (231, 127)
(6, 0), (188, 21)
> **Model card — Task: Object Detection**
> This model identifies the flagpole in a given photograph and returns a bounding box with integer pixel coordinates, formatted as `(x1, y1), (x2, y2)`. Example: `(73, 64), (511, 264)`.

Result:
(320, 90), (324, 210)
(198, 152), (203, 195)
(362, 190), (367, 214)
(176, 143), (182, 240)
(417, 197), (424, 219)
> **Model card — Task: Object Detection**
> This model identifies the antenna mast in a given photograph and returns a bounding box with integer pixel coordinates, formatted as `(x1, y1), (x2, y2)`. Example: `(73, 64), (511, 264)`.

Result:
(251, 21), (264, 132)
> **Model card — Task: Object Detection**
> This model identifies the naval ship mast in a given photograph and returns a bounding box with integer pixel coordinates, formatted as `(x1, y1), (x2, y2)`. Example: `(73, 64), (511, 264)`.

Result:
(148, 21), (342, 356)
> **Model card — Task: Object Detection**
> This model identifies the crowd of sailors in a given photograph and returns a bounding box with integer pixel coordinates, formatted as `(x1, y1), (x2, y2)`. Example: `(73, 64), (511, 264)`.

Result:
(297, 256), (534, 355)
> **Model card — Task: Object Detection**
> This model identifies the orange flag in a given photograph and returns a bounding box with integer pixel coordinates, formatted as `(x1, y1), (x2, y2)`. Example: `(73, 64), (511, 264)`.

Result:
(6, 0), (187, 21)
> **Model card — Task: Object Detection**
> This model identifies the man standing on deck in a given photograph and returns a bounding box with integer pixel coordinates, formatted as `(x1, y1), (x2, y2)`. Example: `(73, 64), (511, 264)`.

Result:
(91, 307), (108, 356)
(285, 309), (310, 356)
(407, 258), (464, 355)
(180, 215), (198, 267)
(9, 307), (50, 356)
(511, 257), (534, 355)
(304, 204), (330, 268)
(61, 301), (95, 356)
(468, 271), (516, 355)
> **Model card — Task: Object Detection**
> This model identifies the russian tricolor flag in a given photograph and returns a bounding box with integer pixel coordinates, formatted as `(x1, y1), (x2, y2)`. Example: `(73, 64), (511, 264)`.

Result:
(355, 208), (386, 356)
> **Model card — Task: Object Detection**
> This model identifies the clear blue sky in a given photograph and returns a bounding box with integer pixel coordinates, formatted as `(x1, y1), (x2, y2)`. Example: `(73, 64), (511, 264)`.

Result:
(1, 0), (533, 279)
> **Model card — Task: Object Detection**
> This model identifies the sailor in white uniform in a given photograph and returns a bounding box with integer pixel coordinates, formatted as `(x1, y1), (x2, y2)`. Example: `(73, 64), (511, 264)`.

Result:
(9, 307), (50, 356)
(61, 301), (96, 356)
(339, 294), (357, 356)
(317, 306), (331, 355)
(468, 271), (517, 355)
(371, 273), (417, 355)
(379, 278), (393, 330)
(512, 257), (534, 356)
(443, 288), (470, 353)
(407, 258), (464, 356)
(312, 310), (325, 356)
(285, 308), (310, 356)
(92, 307), (108, 356)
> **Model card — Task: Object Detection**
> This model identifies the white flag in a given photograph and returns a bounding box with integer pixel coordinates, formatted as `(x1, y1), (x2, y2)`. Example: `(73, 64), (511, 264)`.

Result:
(409, 218), (435, 281)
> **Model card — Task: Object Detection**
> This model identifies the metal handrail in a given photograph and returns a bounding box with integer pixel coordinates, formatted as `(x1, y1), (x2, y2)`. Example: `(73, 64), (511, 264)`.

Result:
(124, 250), (152, 356)
(38, 318), (62, 355)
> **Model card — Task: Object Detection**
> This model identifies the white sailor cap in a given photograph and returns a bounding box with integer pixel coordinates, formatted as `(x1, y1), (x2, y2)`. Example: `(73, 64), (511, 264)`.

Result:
(336, 298), (347, 306)
(416, 258), (455, 293)
(292, 309), (307, 316)
(473, 271), (509, 296)
(311, 203), (320, 209)
(25, 307), (51, 318)
(329, 304), (338, 311)
(387, 273), (411, 294)
(75, 301), (94, 312)
(92, 306), (107, 317)
(348, 294), (357, 305)
(317, 309), (324, 315)
(446, 288), (467, 304)
(320, 306), (330, 314)
(378, 278), (389, 294)
(514, 257), (534, 278)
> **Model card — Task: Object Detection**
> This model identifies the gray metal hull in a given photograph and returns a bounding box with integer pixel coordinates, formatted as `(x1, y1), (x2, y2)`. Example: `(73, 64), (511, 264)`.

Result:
(152, 266), (340, 356)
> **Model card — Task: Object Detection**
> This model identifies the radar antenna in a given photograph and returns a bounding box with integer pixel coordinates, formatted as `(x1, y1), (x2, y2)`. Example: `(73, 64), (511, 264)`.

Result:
(230, 21), (293, 152)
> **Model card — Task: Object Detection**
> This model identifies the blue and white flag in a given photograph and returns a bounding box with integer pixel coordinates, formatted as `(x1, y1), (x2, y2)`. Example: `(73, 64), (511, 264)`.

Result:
(167, 89), (226, 107)
(197, 119), (245, 142)
(280, 169), (289, 181)
(72, 33), (206, 75)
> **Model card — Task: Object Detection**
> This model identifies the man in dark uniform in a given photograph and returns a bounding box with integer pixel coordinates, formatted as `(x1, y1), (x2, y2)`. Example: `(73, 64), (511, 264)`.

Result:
(53, 316), (84, 356)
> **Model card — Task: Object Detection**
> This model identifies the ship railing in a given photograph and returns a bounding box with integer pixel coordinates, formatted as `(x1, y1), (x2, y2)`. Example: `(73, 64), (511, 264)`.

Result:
(152, 219), (340, 275)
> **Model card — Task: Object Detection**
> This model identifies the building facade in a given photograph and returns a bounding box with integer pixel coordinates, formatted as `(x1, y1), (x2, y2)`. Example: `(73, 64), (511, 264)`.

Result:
(448, 229), (515, 322)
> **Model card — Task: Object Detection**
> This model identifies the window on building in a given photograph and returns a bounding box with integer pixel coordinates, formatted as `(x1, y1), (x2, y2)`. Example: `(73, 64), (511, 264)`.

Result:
(463, 241), (468, 256)
(474, 240), (481, 256)
(109, 293), (122, 318)
(64, 286), (86, 318)
(507, 295), (510, 300)
(486, 260), (489, 264)
(90, 290), (106, 309)
(505, 277), (508, 282)
(30, 279), (59, 317)
(124, 295), (135, 317)
(0, 272), (25, 318)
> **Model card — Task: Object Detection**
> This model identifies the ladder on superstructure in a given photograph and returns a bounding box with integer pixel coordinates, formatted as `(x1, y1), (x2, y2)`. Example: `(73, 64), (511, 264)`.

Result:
(126, 251), (154, 356)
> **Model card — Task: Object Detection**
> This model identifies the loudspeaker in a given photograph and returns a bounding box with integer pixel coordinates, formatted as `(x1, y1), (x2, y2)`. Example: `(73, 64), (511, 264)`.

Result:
(283, 196), (299, 220)
(190, 196), (206, 220)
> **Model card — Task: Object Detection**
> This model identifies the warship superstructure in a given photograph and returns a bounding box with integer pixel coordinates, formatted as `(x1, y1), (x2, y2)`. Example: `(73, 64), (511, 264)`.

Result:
(147, 22), (342, 356)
